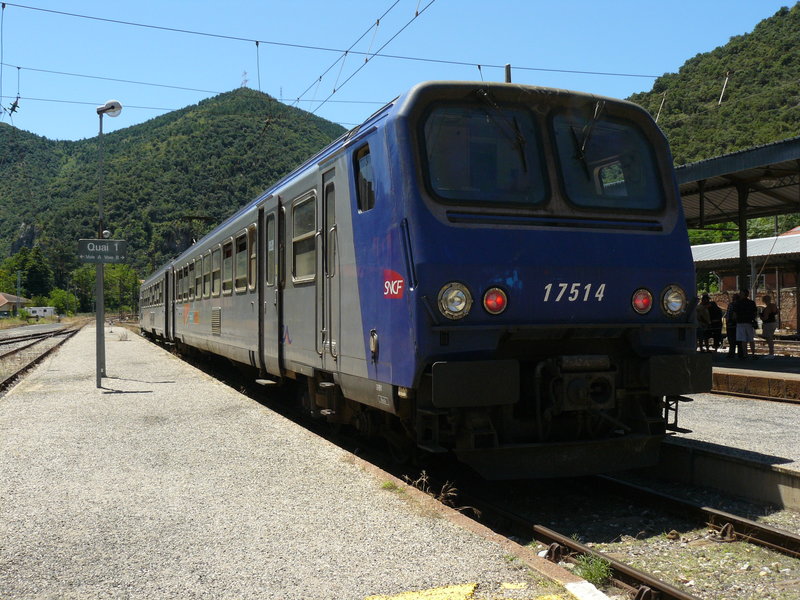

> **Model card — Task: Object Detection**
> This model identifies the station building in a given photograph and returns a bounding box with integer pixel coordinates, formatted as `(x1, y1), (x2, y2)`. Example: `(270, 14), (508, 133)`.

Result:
(0, 293), (31, 318)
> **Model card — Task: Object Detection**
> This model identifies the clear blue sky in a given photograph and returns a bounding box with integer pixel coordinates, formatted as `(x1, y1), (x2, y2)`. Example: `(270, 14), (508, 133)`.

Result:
(0, 0), (792, 140)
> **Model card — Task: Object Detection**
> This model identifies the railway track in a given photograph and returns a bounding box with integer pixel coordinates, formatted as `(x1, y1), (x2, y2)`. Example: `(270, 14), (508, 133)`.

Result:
(595, 475), (800, 559)
(0, 327), (81, 392)
(456, 485), (703, 600)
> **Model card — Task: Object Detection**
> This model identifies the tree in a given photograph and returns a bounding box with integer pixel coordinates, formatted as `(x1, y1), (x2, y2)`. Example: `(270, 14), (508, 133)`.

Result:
(69, 263), (140, 313)
(24, 246), (54, 297)
(0, 246), (54, 297)
(48, 288), (79, 315)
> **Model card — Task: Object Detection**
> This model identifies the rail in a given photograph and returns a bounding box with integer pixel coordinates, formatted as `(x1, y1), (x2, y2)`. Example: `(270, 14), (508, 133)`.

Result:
(0, 328), (80, 392)
(596, 475), (800, 559)
(459, 489), (702, 600)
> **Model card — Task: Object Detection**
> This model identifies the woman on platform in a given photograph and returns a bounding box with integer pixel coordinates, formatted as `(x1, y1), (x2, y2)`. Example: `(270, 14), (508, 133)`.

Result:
(760, 295), (778, 358)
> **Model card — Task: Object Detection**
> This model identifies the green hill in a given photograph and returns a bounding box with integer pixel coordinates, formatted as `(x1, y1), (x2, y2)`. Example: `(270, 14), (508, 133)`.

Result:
(629, 4), (800, 166)
(0, 88), (345, 283)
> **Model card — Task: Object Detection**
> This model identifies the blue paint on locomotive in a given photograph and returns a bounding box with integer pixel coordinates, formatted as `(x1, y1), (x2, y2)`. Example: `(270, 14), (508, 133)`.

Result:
(347, 83), (697, 390)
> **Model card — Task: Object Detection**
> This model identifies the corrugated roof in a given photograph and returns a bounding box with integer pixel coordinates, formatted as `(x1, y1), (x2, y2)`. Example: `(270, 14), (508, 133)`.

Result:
(692, 234), (800, 267)
(677, 136), (800, 228)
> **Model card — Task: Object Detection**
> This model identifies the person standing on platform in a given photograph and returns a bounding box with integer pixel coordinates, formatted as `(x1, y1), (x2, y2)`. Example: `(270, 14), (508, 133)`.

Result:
(733, 289), (758, 359)
(696, 297), (711, 352)
(760, 295), (778, 358)
(725, 293), (739, 358)
(704, 294), (723, 351)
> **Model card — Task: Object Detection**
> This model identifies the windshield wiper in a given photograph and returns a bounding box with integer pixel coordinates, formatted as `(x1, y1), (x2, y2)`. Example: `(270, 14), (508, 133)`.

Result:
(474, 88), (528, 173)
(570, 100), (606, 179)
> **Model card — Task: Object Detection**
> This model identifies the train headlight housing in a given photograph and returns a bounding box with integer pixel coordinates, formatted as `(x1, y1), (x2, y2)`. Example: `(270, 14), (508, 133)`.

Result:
(483, 287), (508, 315)
(661, 285), (687, 316)
(438, 282), (472, 320)
(632, 288), (653, 314)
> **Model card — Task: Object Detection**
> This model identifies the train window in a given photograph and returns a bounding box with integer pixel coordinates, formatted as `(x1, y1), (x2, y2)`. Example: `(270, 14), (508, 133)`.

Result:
(248, 225), (257, 291)
(234, 233), (248, 292)
(552, 111), (664, 211)
(355, 146), (375, 212)
(212, 248), (221, 296)
(188, 263), (194, 300)
(203, 252), (211, 298)
(222, 241), (233, 294)
(292, 194), (316, 281)
(266, 214), (276, 286)
(195, 258), (202, 298)
(175, 269), (182, 302)
(422, 104), (546, 206)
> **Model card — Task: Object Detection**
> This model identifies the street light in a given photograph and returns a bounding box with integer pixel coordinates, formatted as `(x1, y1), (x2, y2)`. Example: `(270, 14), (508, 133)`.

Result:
(95, 100), (122, 388)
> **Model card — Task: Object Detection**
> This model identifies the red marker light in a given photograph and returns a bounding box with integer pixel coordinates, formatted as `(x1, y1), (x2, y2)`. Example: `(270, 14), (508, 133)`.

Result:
(483, 288), (508, 315)
(632, 289), (653, 314)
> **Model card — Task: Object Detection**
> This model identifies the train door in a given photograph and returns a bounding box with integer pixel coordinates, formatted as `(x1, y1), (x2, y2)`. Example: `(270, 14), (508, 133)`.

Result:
(165, 269), (173, 341)
(261, 199), (283, 376)
(317, 169), (340, 372)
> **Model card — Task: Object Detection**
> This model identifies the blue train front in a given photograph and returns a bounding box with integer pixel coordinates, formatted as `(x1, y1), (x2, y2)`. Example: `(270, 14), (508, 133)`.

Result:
(140, 81), (711, 479)
(347, 82), (710, 478)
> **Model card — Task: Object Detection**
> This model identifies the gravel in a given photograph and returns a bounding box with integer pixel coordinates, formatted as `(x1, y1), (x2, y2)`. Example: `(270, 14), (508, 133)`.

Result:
(675, 392), (800, 471)
(0, 326), (565, 600)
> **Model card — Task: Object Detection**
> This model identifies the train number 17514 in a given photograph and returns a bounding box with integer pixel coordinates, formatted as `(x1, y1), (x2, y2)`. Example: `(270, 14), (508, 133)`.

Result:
(543, 282), (606, 302)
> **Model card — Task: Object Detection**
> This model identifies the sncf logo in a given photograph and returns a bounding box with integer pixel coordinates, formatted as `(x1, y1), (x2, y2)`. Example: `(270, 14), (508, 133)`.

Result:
(383, 269), (405, 299)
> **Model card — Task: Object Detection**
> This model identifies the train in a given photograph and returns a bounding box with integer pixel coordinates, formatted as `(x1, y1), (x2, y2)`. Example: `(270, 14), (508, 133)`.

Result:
(139, 80), (712, 479)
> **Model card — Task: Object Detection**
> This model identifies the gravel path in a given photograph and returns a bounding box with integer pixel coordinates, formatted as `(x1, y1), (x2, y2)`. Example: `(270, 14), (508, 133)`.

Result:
(0, 326), (574, 600)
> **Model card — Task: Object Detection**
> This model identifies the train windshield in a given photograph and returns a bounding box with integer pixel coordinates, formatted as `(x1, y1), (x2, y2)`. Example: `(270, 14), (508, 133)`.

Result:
(422, 105), (547, 206)
(552, 109), (665, 211)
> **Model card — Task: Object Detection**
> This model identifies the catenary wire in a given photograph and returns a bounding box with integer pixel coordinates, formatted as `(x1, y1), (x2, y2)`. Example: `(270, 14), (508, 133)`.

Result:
(0, 61), (224, 94)
(311, 0), (438, 114)
(292, 0), (401, 107)
(0, 2), (660, 80)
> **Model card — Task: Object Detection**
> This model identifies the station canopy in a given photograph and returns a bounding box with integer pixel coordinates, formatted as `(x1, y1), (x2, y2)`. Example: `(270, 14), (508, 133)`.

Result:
(676, 135), (800, 228)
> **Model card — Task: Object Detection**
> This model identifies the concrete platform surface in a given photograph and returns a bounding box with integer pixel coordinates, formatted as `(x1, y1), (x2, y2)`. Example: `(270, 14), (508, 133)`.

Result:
(0, 325), (594, 600)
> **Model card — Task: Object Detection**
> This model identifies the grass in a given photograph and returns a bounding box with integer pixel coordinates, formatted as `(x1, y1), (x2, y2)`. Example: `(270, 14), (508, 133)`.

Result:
(380, 481), (401, 492)
(573, 554), (613, 586)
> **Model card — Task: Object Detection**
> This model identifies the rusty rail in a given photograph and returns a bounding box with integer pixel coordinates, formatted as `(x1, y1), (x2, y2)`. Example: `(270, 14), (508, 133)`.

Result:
(597, 475), (800, 559)
(461, 490), (702, 600)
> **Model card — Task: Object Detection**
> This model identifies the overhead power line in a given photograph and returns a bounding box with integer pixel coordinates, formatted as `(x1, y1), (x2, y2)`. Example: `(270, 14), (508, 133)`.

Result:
(0, 61), (223, 94)
(311, 0), (439, 114)
(1, 2), (660, 80)
(0, 94), (174, 112)
(293, 0), (402, 107)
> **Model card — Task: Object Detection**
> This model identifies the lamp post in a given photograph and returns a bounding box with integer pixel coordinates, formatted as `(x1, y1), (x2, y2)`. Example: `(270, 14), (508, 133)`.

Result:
(95, 100), (122, 388)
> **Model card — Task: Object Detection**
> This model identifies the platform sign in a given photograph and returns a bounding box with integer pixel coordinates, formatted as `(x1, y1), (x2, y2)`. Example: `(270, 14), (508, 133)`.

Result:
(78, 239), (128, 264)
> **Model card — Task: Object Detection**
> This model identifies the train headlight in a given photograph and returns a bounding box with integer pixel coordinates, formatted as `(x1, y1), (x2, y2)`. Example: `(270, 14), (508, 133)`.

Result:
(632, 288), (653, 314)
(483, 287), (508, 315)
(661, 285), (687, 316)
(438, 282), (473, 320)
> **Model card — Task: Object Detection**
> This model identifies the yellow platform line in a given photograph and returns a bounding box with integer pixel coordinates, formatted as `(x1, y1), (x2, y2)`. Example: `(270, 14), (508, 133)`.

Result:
(365, 583), (569, 600)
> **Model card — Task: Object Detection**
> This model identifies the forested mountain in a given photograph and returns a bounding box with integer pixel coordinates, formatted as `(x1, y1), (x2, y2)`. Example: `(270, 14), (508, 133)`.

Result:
(0, 88), (344, 283)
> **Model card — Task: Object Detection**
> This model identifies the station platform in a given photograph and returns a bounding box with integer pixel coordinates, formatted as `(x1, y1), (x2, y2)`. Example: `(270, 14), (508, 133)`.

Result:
(0, 325), (602, 600)
(709, 349), (800, 401)
(670, 349), (800, 472)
